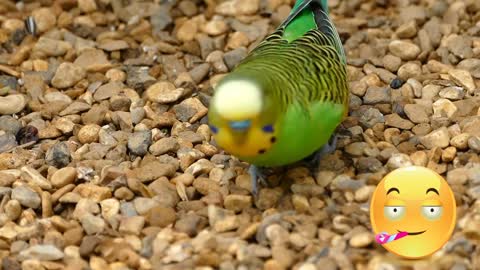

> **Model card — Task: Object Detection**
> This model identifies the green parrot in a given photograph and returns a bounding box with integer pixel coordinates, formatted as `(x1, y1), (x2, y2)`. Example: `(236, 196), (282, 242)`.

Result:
(207, 0), (349, 194)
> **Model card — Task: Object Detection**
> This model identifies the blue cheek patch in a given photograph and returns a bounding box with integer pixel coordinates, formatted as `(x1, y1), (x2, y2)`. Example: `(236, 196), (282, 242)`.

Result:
(262, 125), (274, 133)
(209, 125), (219, 134)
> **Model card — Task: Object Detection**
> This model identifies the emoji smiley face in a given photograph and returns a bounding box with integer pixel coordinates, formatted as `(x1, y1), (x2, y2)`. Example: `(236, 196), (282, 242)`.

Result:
(370, 166), (456, 259)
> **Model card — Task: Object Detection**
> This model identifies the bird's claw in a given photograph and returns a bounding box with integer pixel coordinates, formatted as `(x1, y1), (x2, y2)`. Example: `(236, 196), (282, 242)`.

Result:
(248, 165), (269, 197)
(304, 134), (338, 169)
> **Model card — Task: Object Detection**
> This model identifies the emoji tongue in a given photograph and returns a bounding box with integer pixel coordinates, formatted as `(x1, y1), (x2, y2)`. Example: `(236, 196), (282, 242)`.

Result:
(375, 231), (409, 245)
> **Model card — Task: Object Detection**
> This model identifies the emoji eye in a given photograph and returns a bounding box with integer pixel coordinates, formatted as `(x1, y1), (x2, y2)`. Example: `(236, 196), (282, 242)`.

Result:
(422, 206), (443, 220)
(384, 206), (405, 220)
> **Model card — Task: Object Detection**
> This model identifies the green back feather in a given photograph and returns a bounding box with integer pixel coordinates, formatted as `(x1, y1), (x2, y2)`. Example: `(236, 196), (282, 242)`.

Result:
(280, 0), (345, 63)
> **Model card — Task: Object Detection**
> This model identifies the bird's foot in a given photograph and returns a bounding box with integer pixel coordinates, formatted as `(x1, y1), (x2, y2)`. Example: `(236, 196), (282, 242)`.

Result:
(303, 134), (338, 169)
(248, 165), (270, 197)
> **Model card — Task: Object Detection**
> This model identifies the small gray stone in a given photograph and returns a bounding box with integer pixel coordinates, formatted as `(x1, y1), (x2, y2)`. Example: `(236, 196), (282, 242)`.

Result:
(189, 63), (211, 84)
(445, 34), (473, 59)
(0, 75), (18, 91)
(223, 47), (247, 70)
(45, 141), (71, 168)
(331, 175), (365, 191)
(359, 108), (385, 128)
(151, 5), (172, 33)
(128, 130), (152, 156)
(126, 66), (156, 91)
(0, 132), (17, 153)
(468, 136), (480, 153)
(12, 186), (41, 209)
(363, 86), (391, 104)
(0, 116), (22, 135)
(120, 202), (138, 217)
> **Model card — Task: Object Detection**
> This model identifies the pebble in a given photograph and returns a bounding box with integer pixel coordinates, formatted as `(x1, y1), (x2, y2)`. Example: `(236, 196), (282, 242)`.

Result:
(98, 40), (130, 51)
(78, 124), (101, 144)
(223, 47), (247, 70)
(74, 49), (112, 72)
(385, 113), (414, 129)
(395, 21), (417, 38)
(173, 97), (208, 123)
(22, 166), (52, 189)
(0, 94), (26, 115)
(397, 62), (421, 80)
(45, 141), (71, 168)
(445, 34), (473, 59)
(127, 130), (152, 156)
(18, 244), (64, 261)
(224, 194), (252, 212)
(100, 198), (120, 223)
(5, 199), (21, 221)
(150, 137), (179, 156)
(363, 86), (391, 104)
(33, 37), (72, 57)
(145, 81), (184, 104)
(0, 116), (21, 135)
(389, 77), (404, 89)
(31, 8), (56, 33)
(51, 63), (86, 89)
(81, 214), (106, 235)
(126, 66), (156, 91)
(383, 55), (402, 73)
(420, 127), (451, 149)
(439, 86), (465, 100)
(448, 69), (476, 94)
(78, 0), (97, 13)
(216, 0), (260, 15)
(404, 104), (429, 123)
(119, 216), (145, 235)
(387, 153), (413, 169)
(146, 206), (176, 227)
(458, 59), (480, 79)
(349, 232), (374, 248)
(468, 136), (480, 153)
(12, 186), (41, 208)
(410, 151), (428, 166)
(433, 98), (458, 119)
(50, 167), (77, 188)
(388, 40), (421, 60)
(266, 224), (290, 246)
(0, 133), (17, 153)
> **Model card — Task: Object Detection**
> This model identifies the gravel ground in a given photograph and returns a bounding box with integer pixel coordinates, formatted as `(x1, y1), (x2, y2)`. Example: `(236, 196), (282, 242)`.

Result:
(0, 0), (479, 269)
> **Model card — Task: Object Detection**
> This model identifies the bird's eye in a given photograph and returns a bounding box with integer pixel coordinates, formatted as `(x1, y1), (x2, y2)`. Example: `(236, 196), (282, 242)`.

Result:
(384, 206), (406, 220)
(209, 125), (218, 134)
(262, 125), (274, 133)
(421, 206), (443, 220)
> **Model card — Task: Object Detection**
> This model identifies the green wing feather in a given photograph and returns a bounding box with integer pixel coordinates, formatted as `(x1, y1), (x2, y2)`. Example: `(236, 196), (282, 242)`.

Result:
(280, 0), (345, 63)
(228, 0), (348, 113)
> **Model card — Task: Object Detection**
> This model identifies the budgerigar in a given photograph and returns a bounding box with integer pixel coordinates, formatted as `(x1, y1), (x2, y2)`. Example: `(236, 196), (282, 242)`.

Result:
(207, 0), (349, 195)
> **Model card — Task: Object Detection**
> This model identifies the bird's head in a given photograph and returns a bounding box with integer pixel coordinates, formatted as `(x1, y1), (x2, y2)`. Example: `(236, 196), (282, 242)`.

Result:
(208, 78), (280, 158)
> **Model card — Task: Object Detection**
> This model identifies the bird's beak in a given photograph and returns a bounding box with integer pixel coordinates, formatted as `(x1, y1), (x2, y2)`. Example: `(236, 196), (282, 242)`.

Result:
(229, 120), (251, 132)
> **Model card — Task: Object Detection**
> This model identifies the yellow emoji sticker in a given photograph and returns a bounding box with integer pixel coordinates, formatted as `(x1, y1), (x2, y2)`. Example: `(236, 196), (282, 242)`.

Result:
(370, 166), (456, 259)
